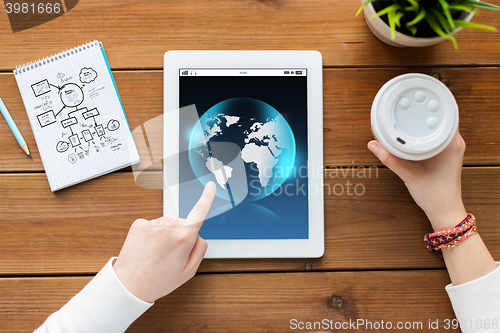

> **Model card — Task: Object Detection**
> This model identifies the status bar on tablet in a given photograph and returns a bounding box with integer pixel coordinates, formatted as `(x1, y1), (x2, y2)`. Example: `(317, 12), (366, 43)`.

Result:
(179, 69), (307, 76)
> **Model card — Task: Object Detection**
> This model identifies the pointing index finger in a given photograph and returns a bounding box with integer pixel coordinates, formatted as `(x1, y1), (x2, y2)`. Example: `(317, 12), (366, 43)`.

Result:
(184, 182), (216, 229)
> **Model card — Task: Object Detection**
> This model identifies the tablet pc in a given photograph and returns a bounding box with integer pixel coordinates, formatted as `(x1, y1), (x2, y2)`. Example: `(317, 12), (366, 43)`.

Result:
(164, 51), (323, 258)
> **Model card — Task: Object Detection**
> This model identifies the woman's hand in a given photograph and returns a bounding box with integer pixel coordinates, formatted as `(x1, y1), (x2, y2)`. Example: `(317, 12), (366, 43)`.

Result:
(368, 131), (467, 231)
(368, 132), (497, 285)
(113, 182), (216, 303)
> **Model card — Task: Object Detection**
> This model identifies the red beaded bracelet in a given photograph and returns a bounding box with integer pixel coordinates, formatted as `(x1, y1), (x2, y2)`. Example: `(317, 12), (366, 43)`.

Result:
(423, 213), (476, 253)
(433, 226), (477, 252)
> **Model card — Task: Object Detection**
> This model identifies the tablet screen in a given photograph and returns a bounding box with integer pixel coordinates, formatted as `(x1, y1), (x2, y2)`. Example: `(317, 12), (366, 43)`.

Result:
(179, 69), (308, 239)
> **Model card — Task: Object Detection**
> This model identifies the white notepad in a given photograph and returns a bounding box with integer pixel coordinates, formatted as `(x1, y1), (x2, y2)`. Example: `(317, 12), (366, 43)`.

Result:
(14, 41), (140, 191)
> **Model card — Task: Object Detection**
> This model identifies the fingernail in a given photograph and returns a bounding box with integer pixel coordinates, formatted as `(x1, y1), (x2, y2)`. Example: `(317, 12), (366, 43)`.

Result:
(368, 142), (378, 154)
(207, 182), (216, 190)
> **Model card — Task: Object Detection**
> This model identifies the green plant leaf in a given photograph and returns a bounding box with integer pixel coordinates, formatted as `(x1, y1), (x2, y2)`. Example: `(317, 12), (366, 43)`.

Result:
(406, 0), (419, 11)
(405, 24), (418, 35)
(387, 9), (405, 40)
(463, 1), (500, 12)
(406, 8), (426, 26)
(356, 0), (377, 17)
(448, 5), (473, 13)
(454, 19), (498, 31)
(370, 4), (402, 19)
(388, 10), (397, 39)
(438, 0), (456, 29)
(395, 11), (404, 27)
(426, 15), (458, 50)
(428, 8), (453, 35)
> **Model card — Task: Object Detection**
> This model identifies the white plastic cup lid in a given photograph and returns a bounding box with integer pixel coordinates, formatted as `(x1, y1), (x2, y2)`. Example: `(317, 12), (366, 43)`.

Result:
(371, 73), (459, 161)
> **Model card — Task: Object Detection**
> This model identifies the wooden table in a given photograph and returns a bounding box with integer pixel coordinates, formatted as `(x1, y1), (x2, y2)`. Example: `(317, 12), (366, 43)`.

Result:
(1, 1), (500, 331)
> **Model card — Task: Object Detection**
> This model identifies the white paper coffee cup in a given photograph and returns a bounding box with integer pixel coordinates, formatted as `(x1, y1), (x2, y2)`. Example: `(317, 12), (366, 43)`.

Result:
(371, 73), (459, 161)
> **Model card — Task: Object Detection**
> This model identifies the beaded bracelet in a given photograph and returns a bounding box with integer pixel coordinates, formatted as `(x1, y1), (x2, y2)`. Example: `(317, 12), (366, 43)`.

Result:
(423, 213), (476, 253)
(433, 226), (477, 252)
(424, 214), (475, 247)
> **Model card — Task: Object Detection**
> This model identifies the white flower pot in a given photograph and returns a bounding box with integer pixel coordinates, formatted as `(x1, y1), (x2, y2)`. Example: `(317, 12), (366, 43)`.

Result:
(361, 0), (476, 47)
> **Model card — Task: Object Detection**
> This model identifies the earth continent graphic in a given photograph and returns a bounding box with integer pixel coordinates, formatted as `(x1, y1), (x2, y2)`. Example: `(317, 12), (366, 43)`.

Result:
(188, 97), (296, 204)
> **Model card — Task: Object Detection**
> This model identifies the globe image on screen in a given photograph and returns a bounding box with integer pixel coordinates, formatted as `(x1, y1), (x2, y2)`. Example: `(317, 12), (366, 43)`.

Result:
(188, 97), (296, 204)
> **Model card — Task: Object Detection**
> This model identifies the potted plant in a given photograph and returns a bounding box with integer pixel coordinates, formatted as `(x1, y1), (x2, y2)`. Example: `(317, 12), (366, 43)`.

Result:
(357, 0), (500, 49)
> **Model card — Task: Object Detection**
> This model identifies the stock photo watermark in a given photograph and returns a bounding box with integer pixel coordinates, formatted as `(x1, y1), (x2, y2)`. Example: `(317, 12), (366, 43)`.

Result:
(323, 163), (378, 197)
(4, 0), (79, 33)
(290, 318), (499, 331)
(245, 163), (378, 198)
(130, 108), (379, 201)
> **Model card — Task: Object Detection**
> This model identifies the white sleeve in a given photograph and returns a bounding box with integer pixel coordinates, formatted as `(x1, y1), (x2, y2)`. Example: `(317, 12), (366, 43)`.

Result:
(34, 257), (154, 333)
(446, 262), (500, 333)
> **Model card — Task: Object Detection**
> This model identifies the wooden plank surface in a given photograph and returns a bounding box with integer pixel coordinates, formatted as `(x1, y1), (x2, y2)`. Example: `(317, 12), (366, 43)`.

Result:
(0, 270), (459, 333)
(1, 167), (499, 275)
(1, 0), (500, 70)
(2, 67), (500, 172)
(1, 0), (497, 331)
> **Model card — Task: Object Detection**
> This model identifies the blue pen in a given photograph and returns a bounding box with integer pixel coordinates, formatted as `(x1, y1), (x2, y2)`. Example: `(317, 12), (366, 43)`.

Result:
(0, 97), (30, 157)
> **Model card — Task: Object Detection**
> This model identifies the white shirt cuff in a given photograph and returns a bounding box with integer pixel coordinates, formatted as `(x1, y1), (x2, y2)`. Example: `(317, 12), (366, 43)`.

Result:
(35, 257), (153, 333)
(445, 262), (500, 333)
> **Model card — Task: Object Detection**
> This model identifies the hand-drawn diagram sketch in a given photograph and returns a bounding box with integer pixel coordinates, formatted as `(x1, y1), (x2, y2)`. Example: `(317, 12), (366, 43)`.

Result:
(29, 66), (123, 164)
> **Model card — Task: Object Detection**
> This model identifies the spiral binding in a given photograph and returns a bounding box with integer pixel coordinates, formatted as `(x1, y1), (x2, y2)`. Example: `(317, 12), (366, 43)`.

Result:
(14, 40), (100, 75)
